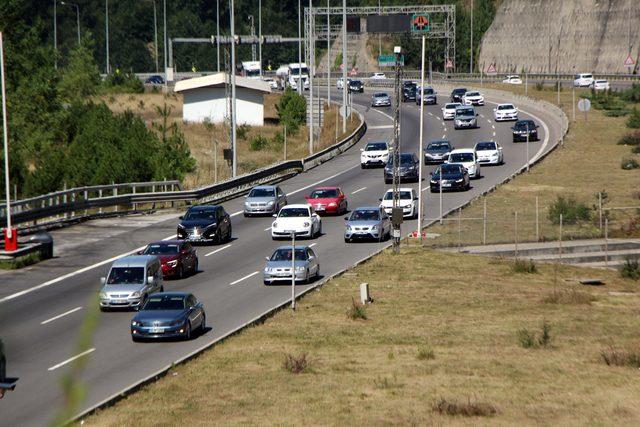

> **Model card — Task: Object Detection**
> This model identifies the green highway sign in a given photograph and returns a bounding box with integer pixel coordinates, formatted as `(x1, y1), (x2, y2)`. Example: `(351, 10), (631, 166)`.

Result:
(411, 13), (430, 33)
(378, 54), (405, 67)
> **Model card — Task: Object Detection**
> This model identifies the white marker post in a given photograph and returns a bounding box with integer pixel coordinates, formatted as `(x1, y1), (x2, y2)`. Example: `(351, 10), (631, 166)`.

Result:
(417, 35), (426, 245)
(0, 32), (15, 252)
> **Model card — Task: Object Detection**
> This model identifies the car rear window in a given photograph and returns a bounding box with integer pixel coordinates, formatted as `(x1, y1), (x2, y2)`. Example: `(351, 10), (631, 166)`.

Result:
(439, 164), (462, 174)
(271, 248), (308, 261)
(309, 189), (339, 198)
(466, 92), (480, 96)
(249, 188), (275, 197)
(365, 142), (387, 151)
(184, 209), (217, 220)
(384, 191), (412, 200)
(427, 141), (450, 150)
(449, 153), (474, 163)
(498, 104), (514, 110)
(456, 108), (475, 116)
(445, 103), (460, 109)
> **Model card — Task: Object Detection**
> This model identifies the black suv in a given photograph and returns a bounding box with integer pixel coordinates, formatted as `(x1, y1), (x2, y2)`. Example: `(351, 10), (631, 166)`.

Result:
(430, 163), (470, 192)
(177, 205), (232, 244)
(511, 119), (539, 142)
(450, 88), (467, 103)
(348, 80), (364, 93)
(384, 152), (420, 184)
(402, 85), (417, 102)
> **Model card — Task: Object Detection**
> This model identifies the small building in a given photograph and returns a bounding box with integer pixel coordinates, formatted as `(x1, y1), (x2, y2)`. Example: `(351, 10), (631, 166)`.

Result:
(174, 73), (271, 126)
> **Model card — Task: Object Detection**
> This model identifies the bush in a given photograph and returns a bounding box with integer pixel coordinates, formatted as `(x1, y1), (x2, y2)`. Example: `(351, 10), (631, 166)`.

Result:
(416, 346), (435, 360)
(433, 397), (498, 417)
(620, 83), (640, 103)
(590, 92), (627, 111)
(603, 109), (630, 117)
(547, 196), (591, 224)
(620, 258), (640, 280)
(517, 328), (536, 348)
(276, 87), (307, 132)
(101, 70), (144, 93)
(601, 345), (640, 368)
(517, 321), (552, 348)
(249, 135), (269, 151)
(346, 298), (367, 320)
(621, 157), (640, 170)
(617, 131), (640, 146)
(626, 108), (640, 128)
(535, 81), (544, 91)
(543, 289), (596, 305)
(282, 353), (309, 374)
(270, 131), (284, 147)
(512, 259), (537, 274)
(236, 124), (250, 140)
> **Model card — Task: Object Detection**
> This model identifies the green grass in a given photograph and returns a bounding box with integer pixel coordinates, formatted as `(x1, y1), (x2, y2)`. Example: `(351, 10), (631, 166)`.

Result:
(0, 252), (42, 270)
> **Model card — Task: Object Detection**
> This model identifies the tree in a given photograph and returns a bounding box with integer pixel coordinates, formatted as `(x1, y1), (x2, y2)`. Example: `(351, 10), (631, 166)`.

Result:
(276, 87), (306, 132)
(58, 36), (101, 103)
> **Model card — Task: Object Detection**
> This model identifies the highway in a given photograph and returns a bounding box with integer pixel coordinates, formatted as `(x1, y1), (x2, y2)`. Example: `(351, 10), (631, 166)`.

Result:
(0, 85), (563, 426)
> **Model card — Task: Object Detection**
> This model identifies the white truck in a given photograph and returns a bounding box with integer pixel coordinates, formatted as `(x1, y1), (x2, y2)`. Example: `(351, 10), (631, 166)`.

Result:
(241, 61), (261, 79)
(275, 63), (309, 91)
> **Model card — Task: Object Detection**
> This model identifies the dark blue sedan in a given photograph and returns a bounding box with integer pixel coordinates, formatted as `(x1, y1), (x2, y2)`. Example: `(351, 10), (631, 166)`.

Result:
(145, 75), (165, 84)
(130, 292), (205, 342)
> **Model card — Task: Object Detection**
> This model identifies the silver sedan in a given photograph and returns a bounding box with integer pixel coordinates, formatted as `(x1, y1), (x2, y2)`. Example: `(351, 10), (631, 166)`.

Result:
(263, 246), (320, 285)
(371, 92), (391, 107)
(344, 206), (391, 242)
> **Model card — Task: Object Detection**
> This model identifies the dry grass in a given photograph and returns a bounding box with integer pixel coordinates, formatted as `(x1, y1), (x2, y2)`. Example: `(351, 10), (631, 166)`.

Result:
(84, 248), (640, 426)
(423, 84), (640, 247)
(98, 92), (361, 189)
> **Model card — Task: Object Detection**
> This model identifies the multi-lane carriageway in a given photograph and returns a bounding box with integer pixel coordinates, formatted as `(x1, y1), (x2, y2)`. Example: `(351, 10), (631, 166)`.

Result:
(0, 85), (563, 426)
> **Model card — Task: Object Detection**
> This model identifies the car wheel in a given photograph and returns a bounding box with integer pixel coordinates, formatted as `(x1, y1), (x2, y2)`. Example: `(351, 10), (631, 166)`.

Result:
(193, 259), (199, 275)
(178, 265), (184, 279)
(263, 280), (270, 286)
(200, 313), (206, 333)
(137, 295), (147, 311)
(243, 212), (249, 217)
(185, 322), (192, 340)
(160, 286), (164, 293)
(361, 164), (365, 169)
(344, 237), (350, 243)
(132, 335), (141, 343)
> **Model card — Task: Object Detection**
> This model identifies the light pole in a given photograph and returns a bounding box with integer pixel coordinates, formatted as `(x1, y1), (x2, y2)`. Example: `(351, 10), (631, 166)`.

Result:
(216, 0), (220, 72)
(392, 45), (402, 254)
(298, 0), (303, 94)
(417, 35), (426, 245)
(469, 0), (474, 74)
(142, 0), (159, 73)
(0, 32), (15, 251)
(105, 0), (109, 74)
(258, 0), (262, 77)
(326, 0), (330, 106)
(341, 0), (347, 133)
(163, 0), (167, 84)
(309, 0), (314, 155)
(248, 15), (256, 62)
(61, 1), (81, 46)
(230, 0), (238, 177)
(53, 0), (58, 69)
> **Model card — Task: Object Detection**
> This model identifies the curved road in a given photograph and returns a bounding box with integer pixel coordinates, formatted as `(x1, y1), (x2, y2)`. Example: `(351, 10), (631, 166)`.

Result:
(0, 85), (563, 426)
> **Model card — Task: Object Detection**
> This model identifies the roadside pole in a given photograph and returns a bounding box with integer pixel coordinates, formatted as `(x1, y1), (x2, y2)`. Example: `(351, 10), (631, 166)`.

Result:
(341, 0), (347, 133)
(230, 0), (237, 177)
(439, 168), (443, 225)
(308, 0), (314, 155)
(392, 46), (402, 254)
(284, 124), (287, 160)
(526, 122), (530, 172)
(417, 36), (426, 246)
(290, 231), (296, 310)
(0, 32), (16, 251)
(572, 84), (576, 121)
(326, 0), (330, 106)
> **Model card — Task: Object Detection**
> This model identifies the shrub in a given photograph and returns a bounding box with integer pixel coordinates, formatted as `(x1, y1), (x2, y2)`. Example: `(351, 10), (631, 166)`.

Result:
(373, 375), (403, 390)
(543, 289), (597, 305)
(517, 321), (552, 348)
(282, 353), (309, 374)
(512, 258), (537, 274)
(249, 134), (269, 151)
(270, 131), (284, 147)
(538, 321), (552, 347)
(535, 81), (544, 91)
(547, 196), (590, 224)
(620, 258), (640, 280)
(276, 87), (307, 132)
(617, 131), (640, 146)
(601, 345), (640, 368)
(626, 108), (640, 128)
(346, 298), (367, 320)
(416, 346), (435, 360)
(603, 109), (630, 117)
(517, 328), (536, 348)
(634, 145), (640, 154)
(621, 157), (640, 170)
(236, 124), (250, 140)
(101, 71), (144, 93)
(620, 83), (640, 103)
(433, 397), (498, 417)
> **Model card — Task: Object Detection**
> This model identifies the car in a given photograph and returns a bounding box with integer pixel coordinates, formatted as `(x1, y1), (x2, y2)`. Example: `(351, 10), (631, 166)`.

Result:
(573, 73), (594, 87)
(145, 75), (165, 84)
(262, 77), (278, 90)
(263, 245), (319, 285)
(140, 240), (198, 279)
(502, 75), (522, 85)
(402, 81), (417, 90)
(348, 80), (364, 93)
(379, 188), (419, 219)
(344, 206), (391, 243)
(591, 79), (610, 91)
(474, 141), (504, 165)
(370, 72), (387, 80)
(360, 141), (390, 168)
(429, 163), (470, 192)
(130, 292), (206, 341)
(244, 185), (287, 216)
(416, 86), (437, 105)
(450, 87), (467, 103)
(336, 77), (350, 90)
(446, 148), (481, 179)
(371, 92), (391, 107)
(383, 152), (420, 184)
(511, 119), (539, 142)
(177, 205), (232, 244)
(99, 255), (164, 311)
(402, 85), (417, 102)
(462, 91), (484, 106)
(271, 204), (322, 239)
(441, 102), (461, 120)
(493, 103), (518, 121)
(453, 105), (478, 129)
(305, 187), (348, 215)
(424, 140), (454, 164)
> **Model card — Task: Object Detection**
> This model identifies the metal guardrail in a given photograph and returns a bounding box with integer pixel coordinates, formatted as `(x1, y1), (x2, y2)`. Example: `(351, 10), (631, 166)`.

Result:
(0, 110), (366, 229)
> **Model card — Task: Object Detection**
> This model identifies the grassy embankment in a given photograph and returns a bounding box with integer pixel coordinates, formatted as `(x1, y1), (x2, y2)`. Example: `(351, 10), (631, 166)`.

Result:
(100, 92), (360, 189)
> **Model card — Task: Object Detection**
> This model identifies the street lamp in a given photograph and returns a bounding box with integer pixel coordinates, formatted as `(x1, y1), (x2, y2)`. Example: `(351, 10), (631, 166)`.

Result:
(105, 0), (109, 74)
(53, 0), (58, 69)
(61, 1), (80, 46)
(392, 45), (402, 254)
(248, 15), (256, 62)
(142, 0), (159, 73)
(0, 32), (16, 252)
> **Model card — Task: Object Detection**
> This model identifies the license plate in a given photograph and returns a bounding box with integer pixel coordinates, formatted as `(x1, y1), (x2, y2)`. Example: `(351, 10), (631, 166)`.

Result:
(443, 183), (452, 187)
(150, 327), (164, 333)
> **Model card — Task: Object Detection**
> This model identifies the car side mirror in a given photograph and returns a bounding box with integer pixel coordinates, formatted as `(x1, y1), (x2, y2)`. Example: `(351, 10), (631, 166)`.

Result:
(272, 214), (277, 218)
(147, 276), (154, 285)
(100, 277), (106, 285)
(378, 198), (383, 201)
(265, 256), (270, 261)
(136, 250), (144, 255)
(344, 216), (349, 220)
(360, 148), (364, 152)
(178, 216), (183, 220)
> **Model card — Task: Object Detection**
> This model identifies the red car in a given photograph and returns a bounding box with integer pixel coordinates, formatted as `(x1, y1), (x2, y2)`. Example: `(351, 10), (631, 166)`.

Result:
(140, 240), (198, 279)
(305, 187), (348, 215)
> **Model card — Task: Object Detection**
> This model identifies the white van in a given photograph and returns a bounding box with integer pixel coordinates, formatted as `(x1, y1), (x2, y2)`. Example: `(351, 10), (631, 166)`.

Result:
(573, 73), (594, 87)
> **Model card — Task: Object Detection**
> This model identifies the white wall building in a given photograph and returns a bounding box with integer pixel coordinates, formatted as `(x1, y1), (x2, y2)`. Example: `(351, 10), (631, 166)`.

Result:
(174, 73), (271, 126)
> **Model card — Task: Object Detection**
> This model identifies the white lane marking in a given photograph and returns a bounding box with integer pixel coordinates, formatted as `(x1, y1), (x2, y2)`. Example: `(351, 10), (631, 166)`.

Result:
(264, 226), (272, 231)
(230, 211), (243, 217)
(435, 116), (441, 121)
(309, 243), (317, 247)
(442, 134), (446, 139)
(204, 244), (232, 257)
(369, 107), (395, 122)
(427, 112), (433, 116)
(285, 164), (360, 197)
(351, 187), (367, 195)
(491, 124), (496, 129)
(229, 271), (259, 286)
(41, 306), (83, 325)
(367, 125), (394, 130)
(48, 348), (95, 372)
(486, 119), (492, 124)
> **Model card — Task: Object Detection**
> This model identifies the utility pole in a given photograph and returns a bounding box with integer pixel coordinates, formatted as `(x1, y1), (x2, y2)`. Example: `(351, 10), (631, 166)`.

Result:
(0, 32), (15, 251)
(105, 0), (109, 74)
(61, 1), (81, 46)
(258, 0), (262, 77)
(470, 0), (473, 73)
(309, 0), (314, 155)
(151, 0), (159, 72)
(298, 0), (303, 94)
(392, 45), (402, 254)
(327, 0), (330, 106)
(54, 0), (58, 69)
(230, 0), (238, 177)
(163, 0), (167, 85)
(248, 15), (256, 62)
(341, 0), (347, 133)
(417, 36), (426, 246)
(216, 0), (220, 72)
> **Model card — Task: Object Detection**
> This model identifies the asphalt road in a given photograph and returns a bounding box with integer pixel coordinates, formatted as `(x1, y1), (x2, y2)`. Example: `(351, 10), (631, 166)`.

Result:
(0, 86), (563, 426)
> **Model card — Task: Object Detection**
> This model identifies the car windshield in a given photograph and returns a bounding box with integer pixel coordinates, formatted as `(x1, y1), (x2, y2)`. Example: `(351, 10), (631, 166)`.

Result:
(279, 208), (309, 217)
(456, 108), (475, 116)
(384, 191), (412, 200)
(454, 89), (467, 94)
(596, 80), (607, 83)
(249, 188), (275, 197)
(351, 80), (362, 85)
(107, 267), (145, 285)
(583, 74), (592, 79)
(184, 209), (216, 220)
(437, 164), (462, 175)
(365, 143), (387, 151)
(427, 142), (450, 150)
(450, 153), (474, 162)
(498, 104), (514, 110)
(143, 295), (186, 311)
(374, 93), (387, 98)
(398, 154), (414, 165)
(422, 88), (434, 94)
(290, 66), (309, 74)
(350, 209), (380, 221)
(309, 189), (339, 198)
(445, 103), (460, 109)
(476, 142), (496, 151)
(466, 92), (480, 96)
(515, 121), (535, 130)
(270, 248), (308, 261)
(143, 244), (179, 255)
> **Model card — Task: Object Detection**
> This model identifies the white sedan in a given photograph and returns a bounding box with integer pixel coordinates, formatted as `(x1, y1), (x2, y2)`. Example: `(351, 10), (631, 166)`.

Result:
(336, 77), (351, 90)
(502, 75), (522, 85)
(360, 141), (390, 168)
(271, 204), (322, 240)
(446, 148), (481, 179)
(379, 188), (418, 219)
(441, 102), (461, 120)
(370, 72), (387, 80)
(591, 79), (610, 91)
(493, 103), (518, 121)
(474, 141), (504, 165)
(462, 91), (485, 106)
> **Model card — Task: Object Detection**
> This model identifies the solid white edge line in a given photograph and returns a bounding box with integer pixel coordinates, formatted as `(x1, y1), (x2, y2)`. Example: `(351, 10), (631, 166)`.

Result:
(264, 227), (272, 231)
(48, 348), (95, 372)
(350, 187), (367, 195)
(229, 271), (259, 286)
(204, 244), (232, 257)
(41, 306), (83, 325)
(309, 243), (317, 247)
(285, 164), (360, 197)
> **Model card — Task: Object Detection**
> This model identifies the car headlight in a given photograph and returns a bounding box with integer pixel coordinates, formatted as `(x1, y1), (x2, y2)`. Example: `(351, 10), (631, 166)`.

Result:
(272, 222), (278, 228)
(244, 201), (251, 206)
(295, 266), (306, 272)
(167, 260), (178, 267)
(328, 202), (337, 207)
(491, 152), (499, 157)
(264, 267), (273, 273)
(346, 225), (352, 231)
(131, 321), (139, 326)
(455, 179), (464, 183)
(371, 225), (379, 231)
(99, 292), (107, 299)
(303, 221), (310, 227)
(430, 179), (438, 184)
(177, 223), (185, 229)
(267, 200), (275, 206)
(131, 292), (140, 298)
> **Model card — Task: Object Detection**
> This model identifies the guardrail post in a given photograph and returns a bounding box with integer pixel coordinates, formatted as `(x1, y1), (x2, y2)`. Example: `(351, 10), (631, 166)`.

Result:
(70, 192), (76, 217)
(113, 184), (118, 213)
(132, 185), (137, 211)
(84, 190), (88, 216)
(98, 189), (103, 214)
